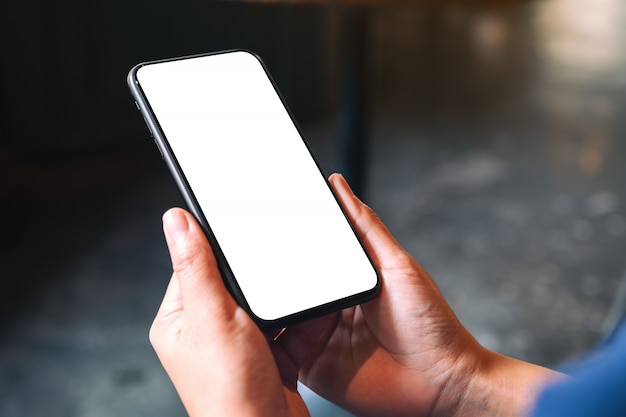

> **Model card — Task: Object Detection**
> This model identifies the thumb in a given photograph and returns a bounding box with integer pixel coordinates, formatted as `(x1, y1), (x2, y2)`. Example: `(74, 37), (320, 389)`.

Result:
(329, 173), (410, 271)
(161, 208), (238, 326)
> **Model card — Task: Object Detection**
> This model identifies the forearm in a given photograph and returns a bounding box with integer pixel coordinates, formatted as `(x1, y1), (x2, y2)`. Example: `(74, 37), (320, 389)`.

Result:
(442, 347), (565, 417)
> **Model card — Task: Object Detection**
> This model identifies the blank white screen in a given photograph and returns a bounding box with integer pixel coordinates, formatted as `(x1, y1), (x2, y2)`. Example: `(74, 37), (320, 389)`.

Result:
(136, 51), (378, 321)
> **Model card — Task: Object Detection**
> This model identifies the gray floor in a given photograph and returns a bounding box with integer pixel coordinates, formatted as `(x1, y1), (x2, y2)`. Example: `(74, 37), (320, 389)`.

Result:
(3, 1), (626, 416)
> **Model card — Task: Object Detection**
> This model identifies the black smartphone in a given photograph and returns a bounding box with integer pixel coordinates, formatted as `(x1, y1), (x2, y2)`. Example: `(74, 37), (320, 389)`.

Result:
(128, 50), (380, 329)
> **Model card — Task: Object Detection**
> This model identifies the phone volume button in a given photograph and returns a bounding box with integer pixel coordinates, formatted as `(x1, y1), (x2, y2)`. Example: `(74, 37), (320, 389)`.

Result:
(142, 116), (154, 137)
(153, 139), (165, 160)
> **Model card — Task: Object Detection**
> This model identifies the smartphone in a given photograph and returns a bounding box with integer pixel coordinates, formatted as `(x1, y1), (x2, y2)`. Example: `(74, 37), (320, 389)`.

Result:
(128, 50), (380, 329)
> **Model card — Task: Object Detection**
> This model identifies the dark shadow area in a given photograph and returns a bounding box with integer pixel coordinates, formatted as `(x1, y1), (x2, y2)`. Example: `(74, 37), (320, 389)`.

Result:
(0, 1), (335, 313)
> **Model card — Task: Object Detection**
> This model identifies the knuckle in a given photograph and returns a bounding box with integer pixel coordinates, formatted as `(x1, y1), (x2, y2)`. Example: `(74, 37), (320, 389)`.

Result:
(148, 320), (164, 351)
(172, 243), (201, 276)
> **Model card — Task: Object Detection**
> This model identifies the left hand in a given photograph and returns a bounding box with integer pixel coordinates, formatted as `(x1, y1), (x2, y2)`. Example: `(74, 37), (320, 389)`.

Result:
(150, 207), (312, 417)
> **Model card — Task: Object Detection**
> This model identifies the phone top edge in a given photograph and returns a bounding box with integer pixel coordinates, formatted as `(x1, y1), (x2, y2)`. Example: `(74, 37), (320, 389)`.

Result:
(127, 50), (263, 107)
(128, 49), (261, 74)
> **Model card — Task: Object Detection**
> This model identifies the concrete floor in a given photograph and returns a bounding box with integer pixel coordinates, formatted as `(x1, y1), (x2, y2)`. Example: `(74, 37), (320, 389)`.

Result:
(3, 1), (626, 416)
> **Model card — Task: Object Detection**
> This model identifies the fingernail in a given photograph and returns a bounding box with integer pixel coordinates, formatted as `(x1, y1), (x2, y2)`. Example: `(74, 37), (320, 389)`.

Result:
(163, 209), (190, 243)
(333, 173), (353, 196)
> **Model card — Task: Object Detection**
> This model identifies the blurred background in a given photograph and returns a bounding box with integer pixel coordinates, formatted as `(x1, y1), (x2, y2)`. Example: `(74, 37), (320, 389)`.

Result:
(2, 0), (626, 415)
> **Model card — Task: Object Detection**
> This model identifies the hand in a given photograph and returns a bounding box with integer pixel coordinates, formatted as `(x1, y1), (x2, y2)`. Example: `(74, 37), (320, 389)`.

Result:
(150, 174), (560, 417)
(275, 173), (561, 417)
(270, 172), (477, 417)
(150, 207), (310, 417)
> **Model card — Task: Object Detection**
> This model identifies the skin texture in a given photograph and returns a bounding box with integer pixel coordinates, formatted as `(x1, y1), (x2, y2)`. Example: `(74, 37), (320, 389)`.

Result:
(150, 173), (562, 417)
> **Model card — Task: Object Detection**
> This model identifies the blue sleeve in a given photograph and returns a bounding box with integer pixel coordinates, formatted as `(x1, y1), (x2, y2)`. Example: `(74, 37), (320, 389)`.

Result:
(531, 321), (626, 417)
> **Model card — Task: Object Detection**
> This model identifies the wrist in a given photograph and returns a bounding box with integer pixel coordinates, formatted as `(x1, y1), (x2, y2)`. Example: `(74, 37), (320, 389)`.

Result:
(436, 345), (564, 417)
(428, 336), (485, 417)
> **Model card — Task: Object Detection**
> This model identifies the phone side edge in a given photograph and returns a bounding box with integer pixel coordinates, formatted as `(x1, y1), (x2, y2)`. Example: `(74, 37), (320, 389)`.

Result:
(126, 62), (259, 323)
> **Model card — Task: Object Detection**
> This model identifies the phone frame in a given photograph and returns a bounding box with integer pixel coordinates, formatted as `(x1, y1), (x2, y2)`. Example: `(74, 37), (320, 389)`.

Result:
(127, 50), (380, 329)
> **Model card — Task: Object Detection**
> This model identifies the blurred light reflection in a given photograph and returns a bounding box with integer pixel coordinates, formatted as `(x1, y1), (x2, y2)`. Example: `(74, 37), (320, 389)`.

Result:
(534, 0), (626, 84)
(533, 0), (625, 178)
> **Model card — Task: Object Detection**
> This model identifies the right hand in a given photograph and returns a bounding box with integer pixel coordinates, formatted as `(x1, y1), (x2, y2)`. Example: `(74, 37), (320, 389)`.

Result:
(272, 173), (480, 417)
(274, 173), (559, 417)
